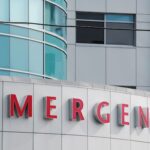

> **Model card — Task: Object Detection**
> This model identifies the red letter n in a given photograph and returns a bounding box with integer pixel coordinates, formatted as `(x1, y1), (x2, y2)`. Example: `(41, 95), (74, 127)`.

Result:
(134, 106), (149, 128)
(9, 94), (32, 118)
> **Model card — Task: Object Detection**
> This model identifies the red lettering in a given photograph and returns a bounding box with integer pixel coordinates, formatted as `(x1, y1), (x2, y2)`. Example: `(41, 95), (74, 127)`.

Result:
(117, 104), (129, 126)
(134, 106), (149, 128)
(9, 94), (32, 118)
(44, 96), (57, 119)
(69, 98), (84, 121)
(94, 101), (110, 124)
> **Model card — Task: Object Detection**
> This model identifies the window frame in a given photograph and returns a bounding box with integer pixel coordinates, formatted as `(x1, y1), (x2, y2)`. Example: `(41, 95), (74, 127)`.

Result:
(105, 13), (136, 46)
(76, 12), (136, 46)
(76, 11), (105, 44)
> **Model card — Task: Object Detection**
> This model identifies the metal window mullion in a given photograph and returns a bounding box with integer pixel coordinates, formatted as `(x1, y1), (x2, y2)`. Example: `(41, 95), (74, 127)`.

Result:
(43, 0), (46, 79)
(8, 23), (67, 43)
(76, 19), (105, 23)
(104, 14), (107, 45)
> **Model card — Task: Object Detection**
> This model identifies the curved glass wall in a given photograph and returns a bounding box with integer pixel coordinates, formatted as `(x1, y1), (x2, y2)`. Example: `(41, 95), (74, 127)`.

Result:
(45, 1), (67, 38)
(0, 0), (67, 80)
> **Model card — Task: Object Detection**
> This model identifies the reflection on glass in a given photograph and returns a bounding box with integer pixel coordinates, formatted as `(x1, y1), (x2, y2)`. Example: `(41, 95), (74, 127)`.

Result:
(29, 29), (43, 41)
(0, 0), (67, 79)
(45, 2), (67, 39)
(10, 37), (29, 77)
(10, 0), (28, 22)
(106, 14), (134, 22)
(10, 25), (29, 37)
(29, 41), (43, 75)
(45, 33), (67, 50)
(106, 23), (135, 45)
(0, 36), (10, 75)
(45, 45), (66, 79)
(0, 24), (10, 34)
(51, 0), (67, 11)
(29, 0), (43, 29)
(0, 0), (9, 21)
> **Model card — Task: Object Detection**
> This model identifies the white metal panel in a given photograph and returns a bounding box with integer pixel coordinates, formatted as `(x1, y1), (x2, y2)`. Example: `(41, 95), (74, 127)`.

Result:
(76, 46), (106, 84)
(111, 139), (130, 150)
(106, 48), (136, 86)
(67, 19), (76, 44)
(137, 32), (150, 47)
(137, 48), (150, 86)
(88, 89), (110, 137)
(131, 141), (148, 150)
(137, 87), (150, 92)
(3, 82), (33, 132)
(76, 0), (106, 12)
(107, 0), (136, 13)
(3, 132), (33, 150)
(137, 0), (150, 14)
(34, 84), (62, 134)
(88, 137), (110, 150)
(0, 132), (1, 150)
(62, 135), (87, 150)
(131, 95), (149, 142)
(62, 86), (88, 135)
(67, 44), (76, 81)
(111, 92), (130, 139)
(34, 134), (61, 150)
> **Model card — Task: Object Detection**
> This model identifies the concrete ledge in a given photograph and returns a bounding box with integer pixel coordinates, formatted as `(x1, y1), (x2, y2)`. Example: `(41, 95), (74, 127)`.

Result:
(0, 76), (149, 97)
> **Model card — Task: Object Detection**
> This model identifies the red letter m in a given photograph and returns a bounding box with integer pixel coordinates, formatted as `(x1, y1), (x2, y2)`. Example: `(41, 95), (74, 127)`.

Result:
(9, 94), (32, 118)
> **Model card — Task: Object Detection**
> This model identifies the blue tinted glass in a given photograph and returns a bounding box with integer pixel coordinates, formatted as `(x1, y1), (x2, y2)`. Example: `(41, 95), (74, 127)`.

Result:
(45, 33), (67, 50)
(10, 0), (28, 22)
(29, 29), (43, 41)
(29, 0), (43, 29)
(51, 0), (67, 11)
(10, 26), (29, 37)
(106, 14), (134, 22)
(45, 2), (67, 38)
(45, 45), (66, 79)
(0, 0), (9, 21)
(0, 35), (10, 75)
(0, 24), (10, 34)
(10, 37), (29, 77)
(29, 41), (43, 75)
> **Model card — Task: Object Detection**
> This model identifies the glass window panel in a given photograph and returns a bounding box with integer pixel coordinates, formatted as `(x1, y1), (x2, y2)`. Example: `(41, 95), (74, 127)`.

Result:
(29, 0), (43, 29)
(77, 12), (104, 21)
(0, 24), (10, 34)
(106, 22), (135, 45)
(76, 21), (104, 44)
(45, 2), (67, 38)
(51, 0), (67, 11)
(45, 33), (67, 50)
(10, 37), (29, 76)
(0, 0), (9, 21)
(106, 14), (134, 22)
(29, 29), (43, 41)
(29, 41), (43, 75)
(10, 0), (28, 22)
(10, 25), (29, 37)
(0, 35), (10, 75)
(45, 45), (66, 79)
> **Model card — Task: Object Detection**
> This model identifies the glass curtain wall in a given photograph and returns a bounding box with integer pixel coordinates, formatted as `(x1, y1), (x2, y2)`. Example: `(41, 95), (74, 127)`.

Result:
(0, 0), (67, 80)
